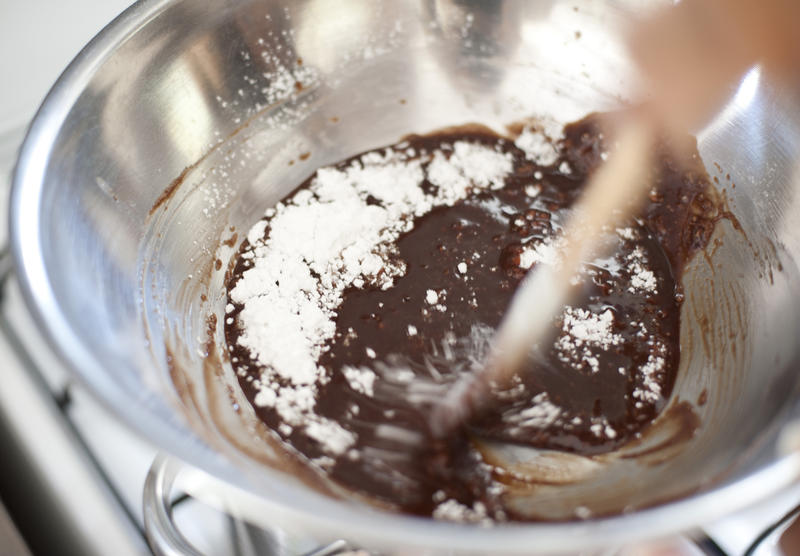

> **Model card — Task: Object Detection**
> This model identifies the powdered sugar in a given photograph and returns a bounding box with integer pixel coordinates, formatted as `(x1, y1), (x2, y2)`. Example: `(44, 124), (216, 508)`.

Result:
(562, 308), (620, 349)
(519, 240), (559, 269)
(514, 127), (559, 166)
(427, 142), (513, 204)
(589, 417), (617, 439)
(231, 141), (513, 454)
(626, 246), (658, 294)
(304, 419), (356, 456)
(524, 184), (542, 198)
(425, 289), (439, 305)
(634, 354), (666, 403)
(615, 226), (637, 241)
(343, 366), (377, 397)
(432, 499), (491, 525)
(556, 307), (622, 375)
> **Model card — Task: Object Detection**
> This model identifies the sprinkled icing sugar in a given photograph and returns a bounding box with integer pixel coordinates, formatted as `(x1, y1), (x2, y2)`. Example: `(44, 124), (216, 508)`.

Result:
(230, 141), (513, 454)
(305, 419), (356, 456)
(562, 307), (620, 350)
(519, 240), (559, 269)
(231, 133), (673, 453)
(514, 127), (559, 166)
(432, 499), (492, 525)
(425, 289), (439, 305)
(219, 110), (722, 522)
(627, 246), (658, 294)
(524, 184), (542, 198)
(343, 366), (377, 397)
(556, 307), (622, 375)
(634, 353), (666, 403)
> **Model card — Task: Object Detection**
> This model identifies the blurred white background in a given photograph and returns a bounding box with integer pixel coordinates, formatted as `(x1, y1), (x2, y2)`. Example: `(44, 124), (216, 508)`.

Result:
(0, 0), (133, 244)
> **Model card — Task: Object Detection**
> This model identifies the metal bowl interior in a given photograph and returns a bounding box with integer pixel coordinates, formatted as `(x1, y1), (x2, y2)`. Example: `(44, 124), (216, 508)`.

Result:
(11, 0), (800, 553)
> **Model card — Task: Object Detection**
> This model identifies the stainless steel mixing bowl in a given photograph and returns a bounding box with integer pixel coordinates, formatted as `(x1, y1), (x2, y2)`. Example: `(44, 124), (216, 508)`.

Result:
(10, 0), (800, 553)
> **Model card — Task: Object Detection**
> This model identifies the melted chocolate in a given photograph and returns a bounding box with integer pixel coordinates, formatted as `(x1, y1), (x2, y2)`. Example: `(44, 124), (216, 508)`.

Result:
(224, 114), (718, 519)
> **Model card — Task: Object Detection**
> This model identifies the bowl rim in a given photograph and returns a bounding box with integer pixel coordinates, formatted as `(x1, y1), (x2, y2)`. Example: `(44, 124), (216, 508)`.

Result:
(9, 0), (800, 551)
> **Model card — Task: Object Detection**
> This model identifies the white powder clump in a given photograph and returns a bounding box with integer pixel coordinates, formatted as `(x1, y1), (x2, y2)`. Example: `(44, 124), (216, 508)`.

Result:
(562, 307), (620, 349)
(556, 307), (622, 374)
(525, 184), (542, 198)
(616, 227), (637, 241)
(633, 354), (666, 403)
(433, 499), (491, 525)
(426, 289), (439, 305)
(269, 384), (316, 424)
(514, 127), (559, 166)
(231, 141), (513, 456)
(343, 366), (376, 397)
(589, 417), (616, 439)
(519, 240), (559, 269)
(254, 387), (277, 408)
(627, 246), (658, 294)
(247, 219), (268, 245)
(304, 419), (356, 456)
(427, 141), (513, 204)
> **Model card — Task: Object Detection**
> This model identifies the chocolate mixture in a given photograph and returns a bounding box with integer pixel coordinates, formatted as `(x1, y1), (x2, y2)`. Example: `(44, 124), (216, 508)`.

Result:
(224, 114), (719, 520)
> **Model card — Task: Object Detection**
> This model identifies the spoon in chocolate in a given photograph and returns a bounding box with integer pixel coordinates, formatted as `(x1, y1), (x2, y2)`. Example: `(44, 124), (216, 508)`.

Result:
(427, 117), (655, 436)
(425, 0), (798, 439)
